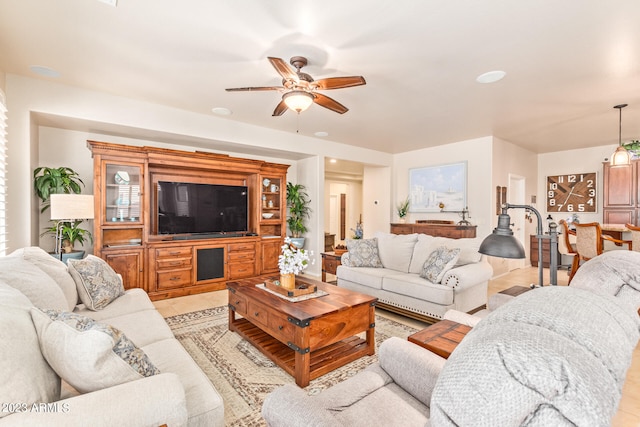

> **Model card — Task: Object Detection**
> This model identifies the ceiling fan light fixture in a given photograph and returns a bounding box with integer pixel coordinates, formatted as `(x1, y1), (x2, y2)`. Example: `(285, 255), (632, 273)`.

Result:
(611, 103), (631, 166)
(283, 90), (314, 113)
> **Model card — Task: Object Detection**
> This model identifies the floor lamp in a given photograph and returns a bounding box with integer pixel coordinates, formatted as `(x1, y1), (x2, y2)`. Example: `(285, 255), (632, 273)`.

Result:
(49, 194), (95, 261)
(479, 203), (558, 287)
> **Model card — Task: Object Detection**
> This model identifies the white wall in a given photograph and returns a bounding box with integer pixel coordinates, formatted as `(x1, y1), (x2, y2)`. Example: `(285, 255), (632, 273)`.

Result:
(490, 138), (539, 276)
(537, 145), (615, 224)
(393, 137), (493, 244)
(362, 165), (391, 237)
(6, 74), (391, 253)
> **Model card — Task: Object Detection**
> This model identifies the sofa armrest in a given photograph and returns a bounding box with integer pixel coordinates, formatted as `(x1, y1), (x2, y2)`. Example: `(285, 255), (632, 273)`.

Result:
(0, 373), (188, 427)
(442, 309), (483, 327)
(262, 384), (337, 427)
(441, 261), (493, 290)
(378, 337), (446, 405)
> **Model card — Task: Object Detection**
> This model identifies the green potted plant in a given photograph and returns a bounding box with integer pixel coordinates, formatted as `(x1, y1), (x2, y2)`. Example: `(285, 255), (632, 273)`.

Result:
(397, 197), (410, 223)
(286, 182), (311, 248)
(33, 166), (92, 260)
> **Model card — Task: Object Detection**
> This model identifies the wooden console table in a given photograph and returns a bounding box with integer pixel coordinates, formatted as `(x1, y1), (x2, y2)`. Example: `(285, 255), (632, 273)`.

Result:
(390, 223), (476, 239)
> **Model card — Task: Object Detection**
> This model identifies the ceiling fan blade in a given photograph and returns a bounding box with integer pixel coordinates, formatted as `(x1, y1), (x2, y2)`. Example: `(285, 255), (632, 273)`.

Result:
(268, 57), (298, 82)
(313, 93), (349, 114)
(225, 86), (281, 92)
(272, 99), (288, 116)
(312, 76), (366, 90)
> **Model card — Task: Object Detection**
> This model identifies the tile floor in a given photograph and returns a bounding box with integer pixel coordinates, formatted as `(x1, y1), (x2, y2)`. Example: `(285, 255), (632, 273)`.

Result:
(153, 267), (640, 425)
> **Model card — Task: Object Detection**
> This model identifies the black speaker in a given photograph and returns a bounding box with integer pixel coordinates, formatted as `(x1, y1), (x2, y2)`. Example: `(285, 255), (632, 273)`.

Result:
(197, 247), (225, 281)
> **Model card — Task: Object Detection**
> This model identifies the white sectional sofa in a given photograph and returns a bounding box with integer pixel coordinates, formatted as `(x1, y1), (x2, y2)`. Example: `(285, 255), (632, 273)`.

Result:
(337, 232), (493, 322)
(0, 247), (223, 427)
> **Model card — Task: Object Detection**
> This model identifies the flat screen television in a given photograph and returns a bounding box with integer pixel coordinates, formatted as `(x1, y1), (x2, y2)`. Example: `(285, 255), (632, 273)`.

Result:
(156, 181), (248, 235)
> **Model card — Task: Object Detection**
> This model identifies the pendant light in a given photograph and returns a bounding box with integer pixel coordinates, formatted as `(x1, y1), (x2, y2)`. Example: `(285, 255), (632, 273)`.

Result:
(610, 104), (631, 166)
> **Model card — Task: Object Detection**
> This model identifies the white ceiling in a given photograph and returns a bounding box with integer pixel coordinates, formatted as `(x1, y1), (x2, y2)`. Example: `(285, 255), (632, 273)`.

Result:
(1, 0), (640, 155)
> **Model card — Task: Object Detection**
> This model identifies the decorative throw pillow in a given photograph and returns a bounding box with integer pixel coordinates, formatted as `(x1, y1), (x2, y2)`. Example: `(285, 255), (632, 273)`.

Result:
(30, 308), (160, 394)
(420, 246), (461, 283)
(346, 238), (383, 268)
(67, 255), (124, 311)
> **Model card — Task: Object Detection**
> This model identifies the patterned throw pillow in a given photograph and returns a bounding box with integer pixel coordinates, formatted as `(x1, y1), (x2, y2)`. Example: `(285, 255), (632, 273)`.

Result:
(30, 308), (160, 394)
(420, 246), (461, 283)
(67, 255), (124, 311)
(346, 238), (383, 268)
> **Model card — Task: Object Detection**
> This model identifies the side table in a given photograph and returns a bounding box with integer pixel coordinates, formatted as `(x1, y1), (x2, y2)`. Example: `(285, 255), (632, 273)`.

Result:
(407, 320), (471, 359)
(321, 252), (342, 283)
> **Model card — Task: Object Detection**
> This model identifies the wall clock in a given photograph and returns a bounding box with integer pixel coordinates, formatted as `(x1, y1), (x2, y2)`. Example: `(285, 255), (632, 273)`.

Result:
(546, 173), (597, 213)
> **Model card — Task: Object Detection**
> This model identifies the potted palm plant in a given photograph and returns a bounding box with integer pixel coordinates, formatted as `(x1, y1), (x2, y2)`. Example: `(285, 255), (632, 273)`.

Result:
(33, 166), (92, 261)
(286, 182), (311, 248)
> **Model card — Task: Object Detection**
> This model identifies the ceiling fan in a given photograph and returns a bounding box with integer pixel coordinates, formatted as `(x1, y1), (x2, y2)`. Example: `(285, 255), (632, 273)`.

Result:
(225, 56), (366, 116)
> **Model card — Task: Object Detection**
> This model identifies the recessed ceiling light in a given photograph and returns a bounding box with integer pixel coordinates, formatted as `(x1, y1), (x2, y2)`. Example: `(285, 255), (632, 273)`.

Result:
(29, 65), (60, 78)
(97, 0), (118, 6)
(476, 70), (506, 84)
(314, 131), (329, 137)
(212, 107), (232, 116)
(329, 159), (337, 163)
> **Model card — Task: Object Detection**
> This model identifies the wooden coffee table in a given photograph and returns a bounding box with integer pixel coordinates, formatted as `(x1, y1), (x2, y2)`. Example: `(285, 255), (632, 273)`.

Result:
(408, 320), (471, 359)
(227, 274), (377, 387)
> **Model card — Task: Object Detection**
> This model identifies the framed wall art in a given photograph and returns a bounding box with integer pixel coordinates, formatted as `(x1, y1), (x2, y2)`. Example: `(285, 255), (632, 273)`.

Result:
(409, 162), (467, 212)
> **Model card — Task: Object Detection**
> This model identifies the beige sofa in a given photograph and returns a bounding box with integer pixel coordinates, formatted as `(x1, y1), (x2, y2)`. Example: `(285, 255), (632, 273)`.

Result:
(0, 247), (223, 427)
(337, 232), (493, 321)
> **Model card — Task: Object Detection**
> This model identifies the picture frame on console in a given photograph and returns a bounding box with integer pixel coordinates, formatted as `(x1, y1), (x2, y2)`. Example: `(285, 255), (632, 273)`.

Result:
(409, 161), (467, 212)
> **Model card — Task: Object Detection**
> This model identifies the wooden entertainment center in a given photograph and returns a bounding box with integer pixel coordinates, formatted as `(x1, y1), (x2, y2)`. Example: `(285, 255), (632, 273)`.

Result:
(88, 141), (289, 300)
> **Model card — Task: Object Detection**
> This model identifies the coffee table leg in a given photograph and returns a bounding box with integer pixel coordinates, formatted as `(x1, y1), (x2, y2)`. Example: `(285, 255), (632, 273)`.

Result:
(294, 327), (311, 387)
(366, 304), (376, 355)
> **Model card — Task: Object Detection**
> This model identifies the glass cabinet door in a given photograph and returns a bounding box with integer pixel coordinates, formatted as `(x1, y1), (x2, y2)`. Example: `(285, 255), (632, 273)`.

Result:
(104, 163), (143, 224)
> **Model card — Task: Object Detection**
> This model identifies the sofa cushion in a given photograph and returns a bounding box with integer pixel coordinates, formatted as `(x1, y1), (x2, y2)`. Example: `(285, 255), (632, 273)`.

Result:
(346, 238), (383, 268)
(435, 237), (482, 267)
(9, 246), (79, 311)
(74, 288), (157, 321)
(0, 283), (60, 418)
(337, 266), (393, 290)
(68, 255), (125, 311)
(31, 308), (160, 394)
(420, 246), (460, 283)
(408, 234), (438, 274)
(382, 274), (454, 305)
(374, 232), (418, 272)
(0, 256), (68, 311)
(142, 338), (224, 427)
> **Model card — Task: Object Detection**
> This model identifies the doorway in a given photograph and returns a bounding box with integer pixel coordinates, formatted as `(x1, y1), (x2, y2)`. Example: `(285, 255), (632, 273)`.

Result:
(508, 174), (526, 271)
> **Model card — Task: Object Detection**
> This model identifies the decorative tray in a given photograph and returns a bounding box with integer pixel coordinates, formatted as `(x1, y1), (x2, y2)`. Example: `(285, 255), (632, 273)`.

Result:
(264, 279), (317, 297)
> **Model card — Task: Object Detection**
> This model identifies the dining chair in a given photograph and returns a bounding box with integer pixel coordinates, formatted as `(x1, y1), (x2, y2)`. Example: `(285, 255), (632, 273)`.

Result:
(625, 223), (640, 252)
(569, 222), (631, 284)
(558, 219), (577, 274)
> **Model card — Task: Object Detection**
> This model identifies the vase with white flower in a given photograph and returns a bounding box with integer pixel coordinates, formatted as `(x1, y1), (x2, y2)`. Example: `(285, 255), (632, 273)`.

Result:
(278, 237), (311, 290)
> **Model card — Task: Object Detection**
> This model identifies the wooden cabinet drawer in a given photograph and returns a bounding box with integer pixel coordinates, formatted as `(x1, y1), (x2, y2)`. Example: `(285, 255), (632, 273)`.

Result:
(156, 269), (191, 289)
(228, 262), (255, 279)
(247, 301), (269, 329)
(228, 242), (256, 252)
(228, 291), (248, 316)
(156, 257), (192, 270)
(228, 250), (254, 262)
(267, 311), (295, 344)
(156, 247), (192, 258)
(324, 258), (339, 275)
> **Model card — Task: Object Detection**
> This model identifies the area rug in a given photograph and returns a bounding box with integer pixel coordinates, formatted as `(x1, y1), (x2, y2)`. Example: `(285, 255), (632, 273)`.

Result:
(165, 305), (419, 426)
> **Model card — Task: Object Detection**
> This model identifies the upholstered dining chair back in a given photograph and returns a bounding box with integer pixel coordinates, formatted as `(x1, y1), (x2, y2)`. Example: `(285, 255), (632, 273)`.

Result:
(558, 219), (577, 255)
(626, 223), (640, 252)
(574, 222), (602, 260)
